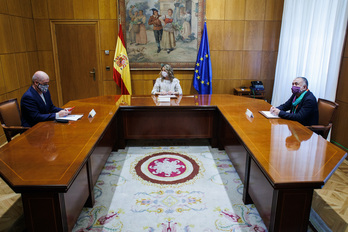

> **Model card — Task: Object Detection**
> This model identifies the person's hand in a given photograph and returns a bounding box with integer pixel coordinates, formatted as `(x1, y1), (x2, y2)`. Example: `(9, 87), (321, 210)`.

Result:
(160, 91), (167, 95)
(65, 108), (73, 115)
(167, 91), (174, 95)
(58, 110), (69, 117)
(272, 108), (280, 116)
(270, 106), (276, 113)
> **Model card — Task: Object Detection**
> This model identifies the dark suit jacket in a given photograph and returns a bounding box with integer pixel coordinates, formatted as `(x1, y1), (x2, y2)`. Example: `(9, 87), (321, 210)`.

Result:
(277, 90), (319, 126)
(21, 86), (62, 127)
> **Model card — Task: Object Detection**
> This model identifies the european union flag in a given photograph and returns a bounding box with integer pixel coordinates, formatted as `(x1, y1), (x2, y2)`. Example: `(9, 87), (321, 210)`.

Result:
(193, 22), (212, 94)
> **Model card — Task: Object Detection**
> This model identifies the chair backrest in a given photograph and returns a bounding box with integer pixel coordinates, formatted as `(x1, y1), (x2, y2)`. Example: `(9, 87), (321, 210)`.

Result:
(0, 98), (22, 127)
(318, 98), (339, 126)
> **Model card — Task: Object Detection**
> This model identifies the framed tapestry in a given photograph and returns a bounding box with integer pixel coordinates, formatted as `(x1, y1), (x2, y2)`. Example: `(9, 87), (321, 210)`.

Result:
(119, 0), (206, 70)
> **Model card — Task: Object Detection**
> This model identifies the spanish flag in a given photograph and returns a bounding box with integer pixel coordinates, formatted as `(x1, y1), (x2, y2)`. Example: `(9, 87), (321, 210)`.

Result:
(113, 24), (132, 95)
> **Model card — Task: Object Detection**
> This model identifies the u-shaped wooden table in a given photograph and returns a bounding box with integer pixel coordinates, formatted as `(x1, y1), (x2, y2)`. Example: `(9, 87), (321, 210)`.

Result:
(0, 95), (346, 231)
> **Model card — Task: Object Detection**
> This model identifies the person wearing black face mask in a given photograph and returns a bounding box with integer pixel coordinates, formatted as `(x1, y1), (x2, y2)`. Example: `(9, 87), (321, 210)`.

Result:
(21, 71), (71, 127)
(270, 77), (318, 126)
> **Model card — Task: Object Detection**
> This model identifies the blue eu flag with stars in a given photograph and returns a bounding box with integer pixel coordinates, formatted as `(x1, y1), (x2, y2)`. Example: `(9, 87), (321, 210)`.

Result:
(193, 22), (212, 94)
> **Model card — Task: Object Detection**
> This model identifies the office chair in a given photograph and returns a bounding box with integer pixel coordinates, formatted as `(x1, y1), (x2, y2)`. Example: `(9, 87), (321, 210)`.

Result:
(0, 98), (30, 142)
(306, 98), (339, 139)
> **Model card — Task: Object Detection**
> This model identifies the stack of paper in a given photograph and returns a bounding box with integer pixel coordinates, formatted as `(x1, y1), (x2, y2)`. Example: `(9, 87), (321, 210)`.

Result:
(157, 96), (170, 102)
(56, 114), (84, 121)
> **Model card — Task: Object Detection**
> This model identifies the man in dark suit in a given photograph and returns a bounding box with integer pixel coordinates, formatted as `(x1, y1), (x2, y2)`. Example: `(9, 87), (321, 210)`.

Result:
(21, 71), (69, 127)
(270, 77), (319, 126)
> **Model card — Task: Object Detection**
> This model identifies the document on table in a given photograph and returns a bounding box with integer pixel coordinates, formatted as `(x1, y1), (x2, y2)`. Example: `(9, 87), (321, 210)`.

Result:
(56, 114), (84, 121)
(259, 111), (280, 119)
(158, 95), (177, 98)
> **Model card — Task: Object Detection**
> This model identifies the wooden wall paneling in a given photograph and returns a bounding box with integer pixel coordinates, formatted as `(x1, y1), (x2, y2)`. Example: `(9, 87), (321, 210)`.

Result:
(6, 0), (21, 17)
(130, 70), (144, 80)
(20, 0), (33, 18)
(99, 0), (117, 19)
(23, 19), (37, 52)
(144, 79), (155, 94)
(262, 21), (281, 51)
(6, 89), (22, 106)
(224, 0), (245, 20)
(206, 21), (224, 51)
(336, 58), (348, 102)
(242, 51), (262, 80)
(175, 70), (194, 79)
(0, 60), (6, 95)
(38, 51), (56, 81)
(0, 0), (8, 14)
(99, 20), (117, 50)
(10, 16), (26, 52)
(206, 0), (225, 20)
(210, 50), (224, 79)
(103, 80), (120, 95)
(245, 0), (266, 20)
(224, 21), (245, 50)
(48, 80), (59, 106)
(230, 79), (242, 92)
(15, 53), (31, 88)
(31, 0), (49, 19)
(332, 100), (348, 149)
(0, 54), (20, 92)
(47, 0), (74, 19)
(27, 51), (39, 78)
(175, 70), (194, 94)
(260, 51), (277, 80)
(101, 51), (114, 81)
(260, 79), (274, 102)
(223, 51), (243, 79)
(132, 80), (146, 95)
(241, 79), (254, 89)
(181, 79), (194, 95)
(265, 0), (284, 21)
(73, 0), (99, 19)
(212, 79), (236, 94)
(34, 19), (53, 51)
(0, 15), (15, 53)
(142, 70), (159, 80)
(244, 21), (264, 51)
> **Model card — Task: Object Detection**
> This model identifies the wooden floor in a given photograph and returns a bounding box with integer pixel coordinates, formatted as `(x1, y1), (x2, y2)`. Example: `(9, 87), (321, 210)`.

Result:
(0, 177), (25, 232)
(312, 159), (348, 232)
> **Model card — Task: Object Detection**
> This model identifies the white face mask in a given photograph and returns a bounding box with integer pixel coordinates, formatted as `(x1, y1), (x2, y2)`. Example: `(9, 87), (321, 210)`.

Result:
(162, 71), (168, 77)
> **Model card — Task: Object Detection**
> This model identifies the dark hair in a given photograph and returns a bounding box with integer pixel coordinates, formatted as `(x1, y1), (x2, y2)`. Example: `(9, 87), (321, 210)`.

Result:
(298, 77), (308, 88)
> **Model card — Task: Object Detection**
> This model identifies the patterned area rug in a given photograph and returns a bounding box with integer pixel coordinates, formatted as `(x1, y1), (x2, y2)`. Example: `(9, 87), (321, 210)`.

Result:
(73, 144), (267, 231)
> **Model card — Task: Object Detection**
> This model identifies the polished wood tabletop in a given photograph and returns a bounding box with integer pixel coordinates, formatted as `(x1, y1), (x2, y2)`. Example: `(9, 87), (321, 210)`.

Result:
(0, 95), (120, 191)
(0, 95), (346, 192)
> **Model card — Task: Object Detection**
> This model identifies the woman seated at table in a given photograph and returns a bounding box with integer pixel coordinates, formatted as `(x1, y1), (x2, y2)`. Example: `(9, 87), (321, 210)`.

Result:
(151, 64), (183, 95)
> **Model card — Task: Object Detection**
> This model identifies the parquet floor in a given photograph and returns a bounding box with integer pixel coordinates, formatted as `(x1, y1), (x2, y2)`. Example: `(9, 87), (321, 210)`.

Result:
(312, 159), (348, 232)
(0, 177), (24, 232)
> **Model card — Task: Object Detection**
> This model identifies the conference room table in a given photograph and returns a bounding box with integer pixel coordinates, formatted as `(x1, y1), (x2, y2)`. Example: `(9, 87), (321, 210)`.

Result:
(0, 94), (346, 232)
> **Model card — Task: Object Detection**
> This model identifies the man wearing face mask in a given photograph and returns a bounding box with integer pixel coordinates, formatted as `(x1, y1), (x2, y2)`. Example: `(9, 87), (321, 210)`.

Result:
(270, 77), (318, 126)
(21, 71), (70, 127)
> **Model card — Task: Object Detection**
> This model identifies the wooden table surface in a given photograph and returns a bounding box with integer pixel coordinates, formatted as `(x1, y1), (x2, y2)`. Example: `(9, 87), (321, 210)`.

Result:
(0, 94), (345, 191)
(0, 94), (346, 232)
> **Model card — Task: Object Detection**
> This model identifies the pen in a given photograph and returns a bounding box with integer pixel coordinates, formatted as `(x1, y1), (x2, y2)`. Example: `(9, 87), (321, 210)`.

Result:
(68, 106), (75, 111)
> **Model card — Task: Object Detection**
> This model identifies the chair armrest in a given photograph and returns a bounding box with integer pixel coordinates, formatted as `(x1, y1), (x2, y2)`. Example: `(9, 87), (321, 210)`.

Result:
(306, 125), (328, 130)
(1, 124), (30, 131)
